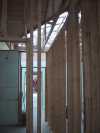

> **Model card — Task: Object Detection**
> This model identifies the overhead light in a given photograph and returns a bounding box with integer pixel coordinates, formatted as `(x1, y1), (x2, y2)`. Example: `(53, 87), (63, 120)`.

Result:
(18, 43), (26, 47)
(18, 43), (22, 47)
(27, 33), (30, 38)
(22, 44), (26, 47)
(49, 20), (54, 23)
(59, 12), (68, 18)
(78, 12), (81, 23)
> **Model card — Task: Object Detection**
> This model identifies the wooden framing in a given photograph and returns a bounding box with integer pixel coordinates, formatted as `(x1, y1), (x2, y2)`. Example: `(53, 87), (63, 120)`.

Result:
(81, 0), (100, 133)
(67, 8), (81, 133)
(26, 38), (33, 133)
(46, 28), (66, 133)
(0, 37), (27, 42)
(0, 0), (100, 133)
(26, 0), (34, 132)
(37, 0), (42, 133)
(1, 0), (7, 35)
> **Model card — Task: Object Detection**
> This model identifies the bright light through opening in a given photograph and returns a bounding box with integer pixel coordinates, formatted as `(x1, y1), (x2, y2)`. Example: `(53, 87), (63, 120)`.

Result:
(26, 11), (68, 51)
(45, 11), (68, 50)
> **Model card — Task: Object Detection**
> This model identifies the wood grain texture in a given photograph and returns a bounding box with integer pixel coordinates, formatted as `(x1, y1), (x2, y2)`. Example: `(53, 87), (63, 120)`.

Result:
(67, 9), (81, 133)
(81, 0), (100, 132)
(26, 40), (33, 133)
(46, 28), (66, 133)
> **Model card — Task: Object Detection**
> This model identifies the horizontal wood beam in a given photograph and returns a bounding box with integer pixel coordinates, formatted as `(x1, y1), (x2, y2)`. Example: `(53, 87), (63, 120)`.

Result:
(0, 37), (27, 42)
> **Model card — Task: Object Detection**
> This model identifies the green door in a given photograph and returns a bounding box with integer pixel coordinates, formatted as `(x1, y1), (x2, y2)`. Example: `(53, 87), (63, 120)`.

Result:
(0, 51), (19, 125)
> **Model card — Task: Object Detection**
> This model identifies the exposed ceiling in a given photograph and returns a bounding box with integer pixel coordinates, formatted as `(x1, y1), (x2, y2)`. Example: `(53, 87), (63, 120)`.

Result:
(0, 0), (69, 38)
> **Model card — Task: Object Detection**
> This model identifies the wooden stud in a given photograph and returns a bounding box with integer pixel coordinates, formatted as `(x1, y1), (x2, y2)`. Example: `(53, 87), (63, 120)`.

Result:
(81, 0), (100, 133)
(0, 37), (27, 42)
(46, 49), (53, 130)
(45, 67), (48, 122)
(37, 0), (42, 133)
(1, 0), (7, 35)
(26, 0), (34, 132)
(46, 29), (66, 133)
(26, 39), (33, 133)
(67, 8), (81, 133)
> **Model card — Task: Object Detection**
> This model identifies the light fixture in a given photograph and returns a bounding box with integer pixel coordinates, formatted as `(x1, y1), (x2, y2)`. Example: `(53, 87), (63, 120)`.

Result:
(18, 43), (22, 47)
(22, 44), (26, 47)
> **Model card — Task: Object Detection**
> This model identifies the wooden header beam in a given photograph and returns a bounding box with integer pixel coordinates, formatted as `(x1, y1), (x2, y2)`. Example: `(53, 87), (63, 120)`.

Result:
(0, 37), (27, 43)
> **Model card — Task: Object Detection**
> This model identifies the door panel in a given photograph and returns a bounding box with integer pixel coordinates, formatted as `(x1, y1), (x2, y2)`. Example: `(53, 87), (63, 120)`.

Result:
(0, 51), (19, 125)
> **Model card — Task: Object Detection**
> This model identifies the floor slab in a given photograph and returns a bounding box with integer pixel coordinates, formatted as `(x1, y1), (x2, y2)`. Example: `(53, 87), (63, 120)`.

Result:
(0, 126), (26, 133)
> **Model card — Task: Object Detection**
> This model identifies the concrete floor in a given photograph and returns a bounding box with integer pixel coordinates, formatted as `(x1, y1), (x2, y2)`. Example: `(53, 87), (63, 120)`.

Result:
(0, 124), (51, 133)
(0, 94), (51, 133)
(0, 126), (26, 133)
